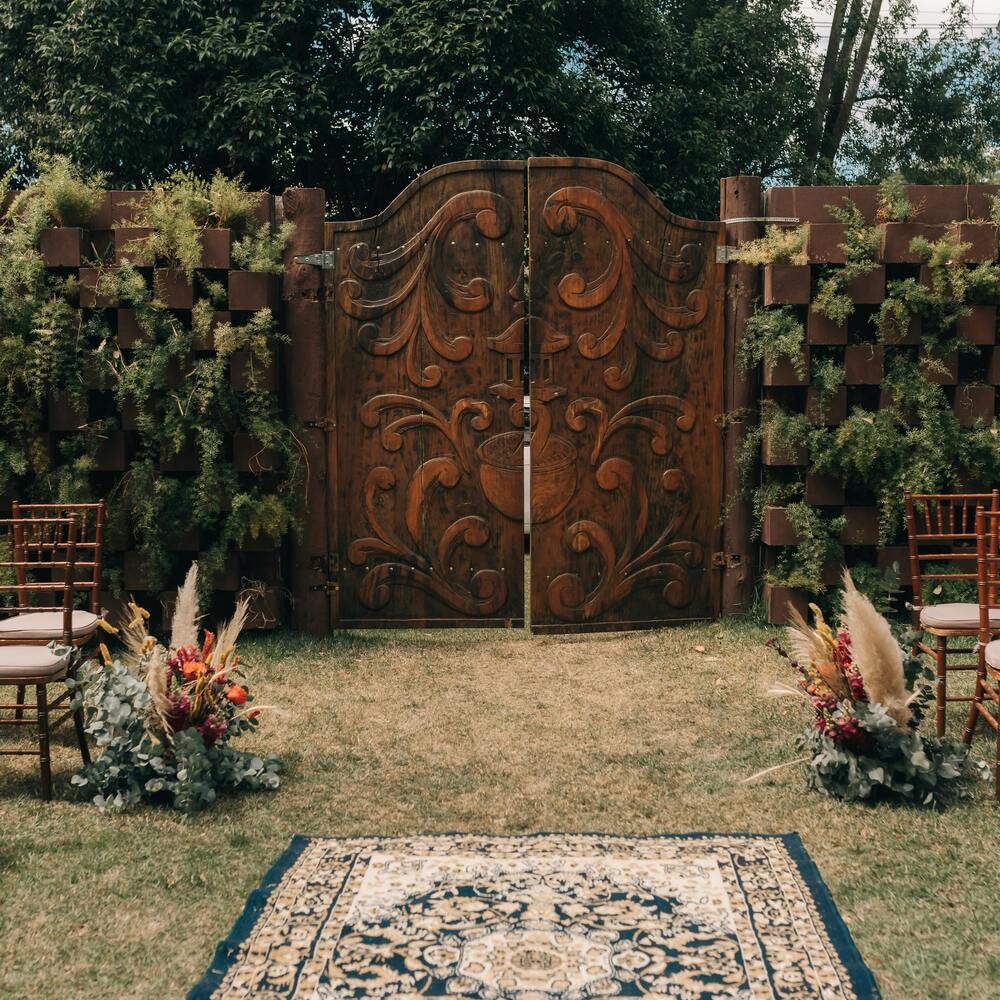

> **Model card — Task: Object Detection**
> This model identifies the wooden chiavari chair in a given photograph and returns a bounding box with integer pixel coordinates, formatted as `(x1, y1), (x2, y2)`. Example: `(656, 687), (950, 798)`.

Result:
(904, 490), (1000, 737)
(970, 508), (1000, 797)
(6, 502), (104, 720)
(0, 516), (91, 800)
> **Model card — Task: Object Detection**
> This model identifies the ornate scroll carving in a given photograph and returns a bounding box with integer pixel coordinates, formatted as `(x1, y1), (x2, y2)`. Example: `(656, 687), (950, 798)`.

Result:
(546, 459), (703, 622)
(565, 395), (696, 466)
(338, 191), (513, 389)
(348, 462), (507, 615)
(541, 185), (708, 389)
(360, 394), (492, 474)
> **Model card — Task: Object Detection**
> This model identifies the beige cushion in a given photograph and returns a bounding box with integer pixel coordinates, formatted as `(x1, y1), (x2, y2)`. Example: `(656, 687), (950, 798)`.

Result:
(985, 641), (1000, 671)
(0, 610), (99, 641)
(919, 603), (1000, 631)
(0, 645), (70, 679)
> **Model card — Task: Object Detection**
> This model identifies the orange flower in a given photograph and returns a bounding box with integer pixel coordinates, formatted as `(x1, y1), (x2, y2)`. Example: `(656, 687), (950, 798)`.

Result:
(201, 630), (215, 662)
(226, 684), (248, 706)
(182, 660), (207, 681)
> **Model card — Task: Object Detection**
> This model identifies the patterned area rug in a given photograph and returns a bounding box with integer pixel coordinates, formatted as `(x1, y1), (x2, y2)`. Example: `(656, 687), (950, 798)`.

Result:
(189, 833), (878, 999)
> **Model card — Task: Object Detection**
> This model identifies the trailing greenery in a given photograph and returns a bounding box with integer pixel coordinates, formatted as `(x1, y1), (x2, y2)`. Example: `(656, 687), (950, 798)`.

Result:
(876, 171), (916, 223)
(764, 502), (845, 593)
(0, 159), (303, 598)
(743, 188), (1000, 605)
(231, 222), (295, 274)
(736, 224), (809, 266)
(738, 306), (806, 378)
(811, 200), (881, 325)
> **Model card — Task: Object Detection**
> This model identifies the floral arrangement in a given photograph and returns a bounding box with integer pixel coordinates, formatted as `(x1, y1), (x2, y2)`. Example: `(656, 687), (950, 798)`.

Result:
(69, 562), (281, 813)
(764, 571), (985, 806)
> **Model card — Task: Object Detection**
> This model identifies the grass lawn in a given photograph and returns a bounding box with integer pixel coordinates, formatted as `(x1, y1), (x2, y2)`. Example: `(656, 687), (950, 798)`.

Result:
(1, 617), (998, 999)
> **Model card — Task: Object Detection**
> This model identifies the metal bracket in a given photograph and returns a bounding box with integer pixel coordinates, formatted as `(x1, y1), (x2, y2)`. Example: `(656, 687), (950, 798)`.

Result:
(723, 216), (799, 225)
(294, 251), (337, 269)
(712, 552), (742, 569)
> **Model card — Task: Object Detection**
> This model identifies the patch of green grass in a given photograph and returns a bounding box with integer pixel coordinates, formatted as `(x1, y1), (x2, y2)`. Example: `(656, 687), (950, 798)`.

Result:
(1, 618), (998, 998)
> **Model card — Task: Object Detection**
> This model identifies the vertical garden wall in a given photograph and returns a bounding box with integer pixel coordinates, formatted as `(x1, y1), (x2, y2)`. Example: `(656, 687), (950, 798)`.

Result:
(740, 181), (1000, 623)
(0, 163), (306, 627)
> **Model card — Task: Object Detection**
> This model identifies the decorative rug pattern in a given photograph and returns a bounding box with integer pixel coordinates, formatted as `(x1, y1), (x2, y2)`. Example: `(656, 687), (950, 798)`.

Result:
(188, 833), (878, 999)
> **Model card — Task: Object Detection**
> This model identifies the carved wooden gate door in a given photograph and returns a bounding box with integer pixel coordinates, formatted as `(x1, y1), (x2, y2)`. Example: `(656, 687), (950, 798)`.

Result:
(325, 161), (526, 627)
(526, 158), (724, 632)
(323, 158), (722, 630)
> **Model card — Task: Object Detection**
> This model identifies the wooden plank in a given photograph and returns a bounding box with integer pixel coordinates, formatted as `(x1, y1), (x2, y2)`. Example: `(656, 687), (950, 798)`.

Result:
(527, 157), (724, 631)
(721, 176), (763, 613)
(281, 187), (329, 634)
(326, 161), (526, 628)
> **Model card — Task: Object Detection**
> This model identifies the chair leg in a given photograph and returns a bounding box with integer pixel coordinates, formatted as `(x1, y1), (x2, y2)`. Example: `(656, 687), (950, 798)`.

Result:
(995, 722), (1000, 799)
(963, 671), (982, 746)
(73, 702), (90, 766)
(935, 636), (948, 738)
(14, 684), (25, 720)
(36, 684), (51, 802)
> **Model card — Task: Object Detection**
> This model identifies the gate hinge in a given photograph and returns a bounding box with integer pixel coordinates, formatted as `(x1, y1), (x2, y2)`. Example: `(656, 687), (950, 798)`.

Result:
(305, 418), (337, 432)
(712, 552), (742, 569)
(294, 250), (337, 269)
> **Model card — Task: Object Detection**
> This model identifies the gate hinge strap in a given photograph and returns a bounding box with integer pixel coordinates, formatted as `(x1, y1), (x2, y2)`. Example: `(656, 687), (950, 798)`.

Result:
(294, 250), (337, 268)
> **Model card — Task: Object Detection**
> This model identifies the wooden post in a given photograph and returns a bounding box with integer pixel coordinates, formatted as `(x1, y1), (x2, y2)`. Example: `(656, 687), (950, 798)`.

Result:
(719, 176), (763, 615)
(280, 188), (329, 634)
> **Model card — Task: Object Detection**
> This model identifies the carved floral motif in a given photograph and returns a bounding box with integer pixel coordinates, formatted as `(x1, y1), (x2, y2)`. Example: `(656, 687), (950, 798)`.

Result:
(541, 185), (707, 390)
(338, 190), (513, 389)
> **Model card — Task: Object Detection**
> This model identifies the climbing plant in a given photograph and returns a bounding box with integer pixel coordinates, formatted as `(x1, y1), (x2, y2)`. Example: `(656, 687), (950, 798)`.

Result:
(0, 158), (302, 598)
(740, 176), (1000, 608)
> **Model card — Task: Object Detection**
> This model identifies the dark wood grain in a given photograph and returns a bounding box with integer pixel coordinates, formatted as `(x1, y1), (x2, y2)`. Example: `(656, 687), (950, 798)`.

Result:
(527, 158), (724, 633)
(721, 176), (763, 614)
(326, 161), (526, 628)
(280, 187), (329, 634)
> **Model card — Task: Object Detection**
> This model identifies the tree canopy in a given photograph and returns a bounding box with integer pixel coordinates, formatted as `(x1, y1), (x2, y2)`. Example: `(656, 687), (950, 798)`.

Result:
(0, 0), (996, 218)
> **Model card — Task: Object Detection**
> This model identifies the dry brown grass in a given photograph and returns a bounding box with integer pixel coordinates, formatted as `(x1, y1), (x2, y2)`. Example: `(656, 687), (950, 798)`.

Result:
(1, 619), (998, 999)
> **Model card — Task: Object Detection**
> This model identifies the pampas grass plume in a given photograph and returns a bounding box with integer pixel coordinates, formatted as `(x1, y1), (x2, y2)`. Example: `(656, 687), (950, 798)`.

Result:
(840, 569), (912, 728)
(171, 562), (201, 649)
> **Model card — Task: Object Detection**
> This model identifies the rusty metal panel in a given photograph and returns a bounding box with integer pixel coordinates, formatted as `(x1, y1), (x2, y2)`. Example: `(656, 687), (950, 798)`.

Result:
(527, 158), (724, 632)
(326, 161), (526, 627)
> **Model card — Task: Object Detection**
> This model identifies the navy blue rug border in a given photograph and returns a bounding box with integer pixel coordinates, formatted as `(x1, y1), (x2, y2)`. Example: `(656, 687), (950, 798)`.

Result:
(187, 831), (879, 1000)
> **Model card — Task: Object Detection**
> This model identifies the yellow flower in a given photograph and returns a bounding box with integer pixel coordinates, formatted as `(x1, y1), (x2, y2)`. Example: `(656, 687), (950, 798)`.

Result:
(98, 643), (112, 665)
(96, 618), (119, 635)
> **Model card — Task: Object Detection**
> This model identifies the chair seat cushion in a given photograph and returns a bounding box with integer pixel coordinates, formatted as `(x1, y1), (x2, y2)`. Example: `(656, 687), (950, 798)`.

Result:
(919, 603), (1000, 631)
(984, 640), (1000, 670)
(0, 645), (70, 679)
(0, 610), (99, 641)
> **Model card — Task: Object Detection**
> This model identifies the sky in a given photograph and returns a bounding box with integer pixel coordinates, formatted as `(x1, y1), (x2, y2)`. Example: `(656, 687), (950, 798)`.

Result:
(803, 0), (1000, 44)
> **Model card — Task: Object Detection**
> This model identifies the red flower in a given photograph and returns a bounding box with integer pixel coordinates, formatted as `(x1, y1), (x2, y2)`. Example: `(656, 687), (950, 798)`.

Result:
(226, 684), (248, 706)
(182, 660), (206, 681)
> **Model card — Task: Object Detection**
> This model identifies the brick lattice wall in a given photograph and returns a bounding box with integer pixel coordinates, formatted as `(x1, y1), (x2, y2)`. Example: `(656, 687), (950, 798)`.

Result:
(756, 183), (1000, 623)
(18, 189), (286, 628)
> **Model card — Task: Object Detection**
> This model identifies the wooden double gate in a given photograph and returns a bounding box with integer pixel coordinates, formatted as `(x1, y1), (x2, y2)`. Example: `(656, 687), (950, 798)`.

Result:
(318, 158), (724, 633)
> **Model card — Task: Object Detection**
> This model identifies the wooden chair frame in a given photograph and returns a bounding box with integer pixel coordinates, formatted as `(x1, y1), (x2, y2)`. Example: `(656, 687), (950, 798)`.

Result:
(904, 490), (1000, 737)
(11, 501), (105, 617)
(969, 508), (1000, 796)
(9, 501), (105, 721)
(0, 516), (91, 800)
